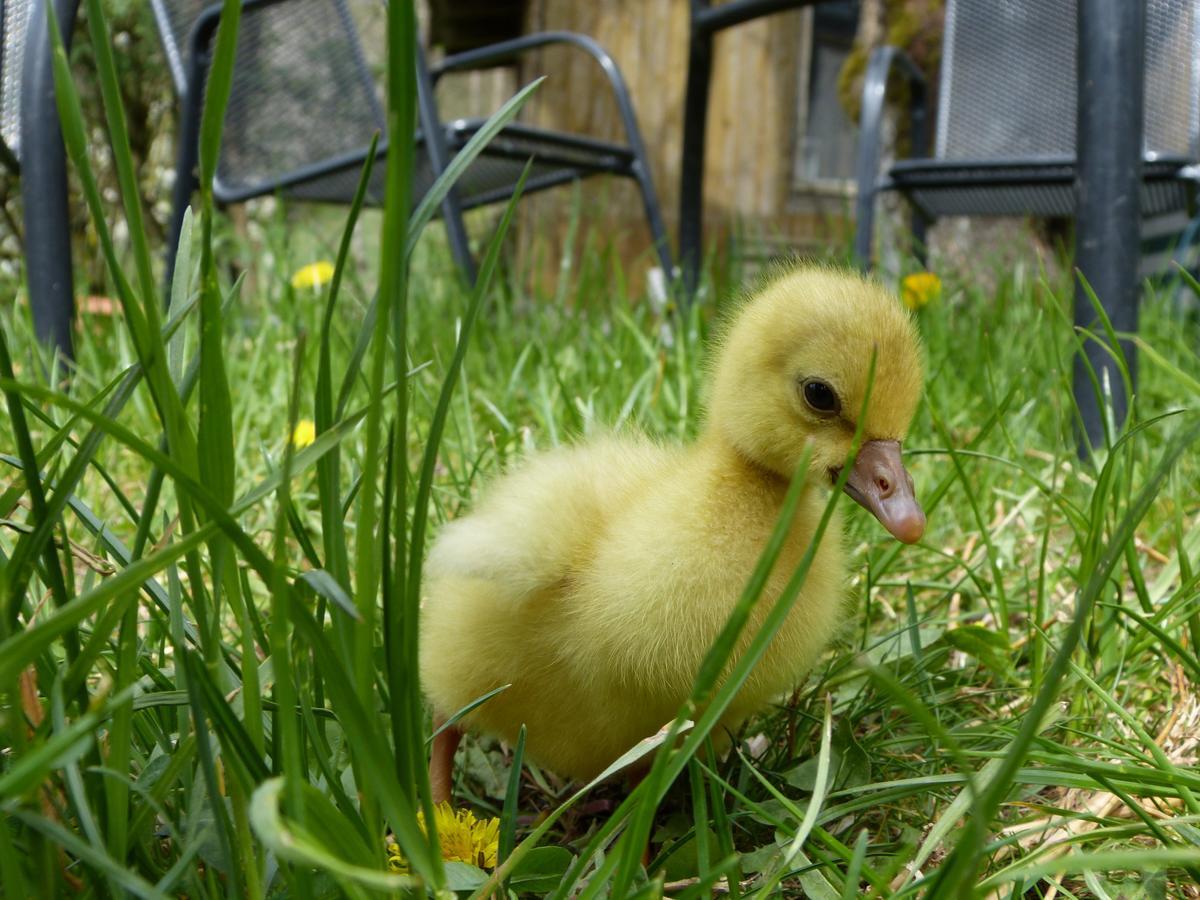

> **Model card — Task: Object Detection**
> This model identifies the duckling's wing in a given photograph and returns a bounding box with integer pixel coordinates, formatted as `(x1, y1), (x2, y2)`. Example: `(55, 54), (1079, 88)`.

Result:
(426, 438), (665, 601)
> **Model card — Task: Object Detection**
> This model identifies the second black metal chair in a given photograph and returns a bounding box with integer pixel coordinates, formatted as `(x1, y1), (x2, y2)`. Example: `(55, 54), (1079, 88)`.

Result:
(852, 0), (1200, 268)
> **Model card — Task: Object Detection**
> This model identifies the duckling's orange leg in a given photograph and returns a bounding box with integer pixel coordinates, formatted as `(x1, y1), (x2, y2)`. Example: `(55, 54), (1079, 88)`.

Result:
(429, 718), (463, 805)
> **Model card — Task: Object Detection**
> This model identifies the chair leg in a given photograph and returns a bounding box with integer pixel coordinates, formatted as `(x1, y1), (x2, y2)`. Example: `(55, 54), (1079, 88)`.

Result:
(441, 202), (477, 285)
(414, 48), (477, 285)
(678, 26), (714, 300)
(632, 162), (674, 277)
(853, 47), (916, 274)
(21, 0), (82, 358)
(912, 211), (932, 270)
(853, 187), (877, 273)
(1073, 0), (1143, 457)
(22, 152), (75, 357)
(164, 82), (204, 301)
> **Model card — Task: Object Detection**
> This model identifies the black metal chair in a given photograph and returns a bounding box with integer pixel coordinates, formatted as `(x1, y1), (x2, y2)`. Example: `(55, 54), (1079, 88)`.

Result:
(855, 0), (1185, 453)
(852, 0), (1200, 268)
(153, 0), (673, 287)
(15, 0), (673, 356)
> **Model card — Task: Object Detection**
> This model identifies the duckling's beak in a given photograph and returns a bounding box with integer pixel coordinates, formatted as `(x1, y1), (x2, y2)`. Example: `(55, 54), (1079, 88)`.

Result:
(841, 440), (925, 544)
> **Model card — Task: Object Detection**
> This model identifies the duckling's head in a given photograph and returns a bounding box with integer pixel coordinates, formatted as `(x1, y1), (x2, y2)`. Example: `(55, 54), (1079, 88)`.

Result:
(708, 266), (926, 543)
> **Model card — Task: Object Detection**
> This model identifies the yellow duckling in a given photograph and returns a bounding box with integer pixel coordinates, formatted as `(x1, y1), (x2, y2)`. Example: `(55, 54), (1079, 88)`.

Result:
(421, 266), (925, 801)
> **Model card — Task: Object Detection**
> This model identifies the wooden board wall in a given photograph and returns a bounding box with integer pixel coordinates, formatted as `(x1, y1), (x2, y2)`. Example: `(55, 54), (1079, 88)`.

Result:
(512, 1), (809, 288)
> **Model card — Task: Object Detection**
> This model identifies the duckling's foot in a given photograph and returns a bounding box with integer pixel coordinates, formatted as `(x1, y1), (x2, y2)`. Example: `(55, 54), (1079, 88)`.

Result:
(429, 718), (463, 805)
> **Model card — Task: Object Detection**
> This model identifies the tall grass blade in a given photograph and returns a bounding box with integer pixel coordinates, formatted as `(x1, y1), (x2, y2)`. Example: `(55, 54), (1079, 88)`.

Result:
(6, 807), (169, 899)
(44, 0), (193, 464)
(405, 78), (544, 258)
(477, 722), (691, 898)
(168, 208), (195, 386)
(934, 414), (1200, 892)
(0, 326), (70, 635)
(289, 604), (439, 881)
(316, 132), (378, 656)
(194, 0), (241, 660)
(499, 724), (527, 869)
(250, 778), (420, 895)
(393, 164), (533, 829)
(353, 0), (416, 734)
(332, 77), (543, 422)
(180, 649), (269, 784)
(82, 0), (159, 323)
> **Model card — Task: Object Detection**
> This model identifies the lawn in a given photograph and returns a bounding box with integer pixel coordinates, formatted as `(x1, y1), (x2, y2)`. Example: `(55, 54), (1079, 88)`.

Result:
(2, 2), (1200, 897)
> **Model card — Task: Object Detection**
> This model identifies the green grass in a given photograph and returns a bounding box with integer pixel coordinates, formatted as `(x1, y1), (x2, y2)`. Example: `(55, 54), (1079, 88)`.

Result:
(3, 1), (1200, 896)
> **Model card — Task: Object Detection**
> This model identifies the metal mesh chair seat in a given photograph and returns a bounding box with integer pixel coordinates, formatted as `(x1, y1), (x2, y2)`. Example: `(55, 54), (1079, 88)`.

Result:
(890, 157), (1196, 219)
(274, 123), (636, 211)
(441, 121), (635, 207)
(254, 156), (383, 207)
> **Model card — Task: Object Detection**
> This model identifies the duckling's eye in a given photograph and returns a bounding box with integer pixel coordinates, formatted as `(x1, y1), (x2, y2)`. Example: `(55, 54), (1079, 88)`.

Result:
(801, 379), (840, 416)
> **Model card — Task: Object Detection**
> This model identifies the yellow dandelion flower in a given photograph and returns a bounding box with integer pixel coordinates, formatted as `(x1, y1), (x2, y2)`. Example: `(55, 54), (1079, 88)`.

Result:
(290, 260), (335, 291)
(385, 803), (501, 872)
(428, 803), (500, 869)
(291, 419), (316, 448)
(901, 271), (942, 311)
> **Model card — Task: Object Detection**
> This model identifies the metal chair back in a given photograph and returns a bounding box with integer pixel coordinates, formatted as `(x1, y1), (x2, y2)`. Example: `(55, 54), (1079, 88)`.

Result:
(936, 0), (1200, 163)
(149, 0), (386, 202)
